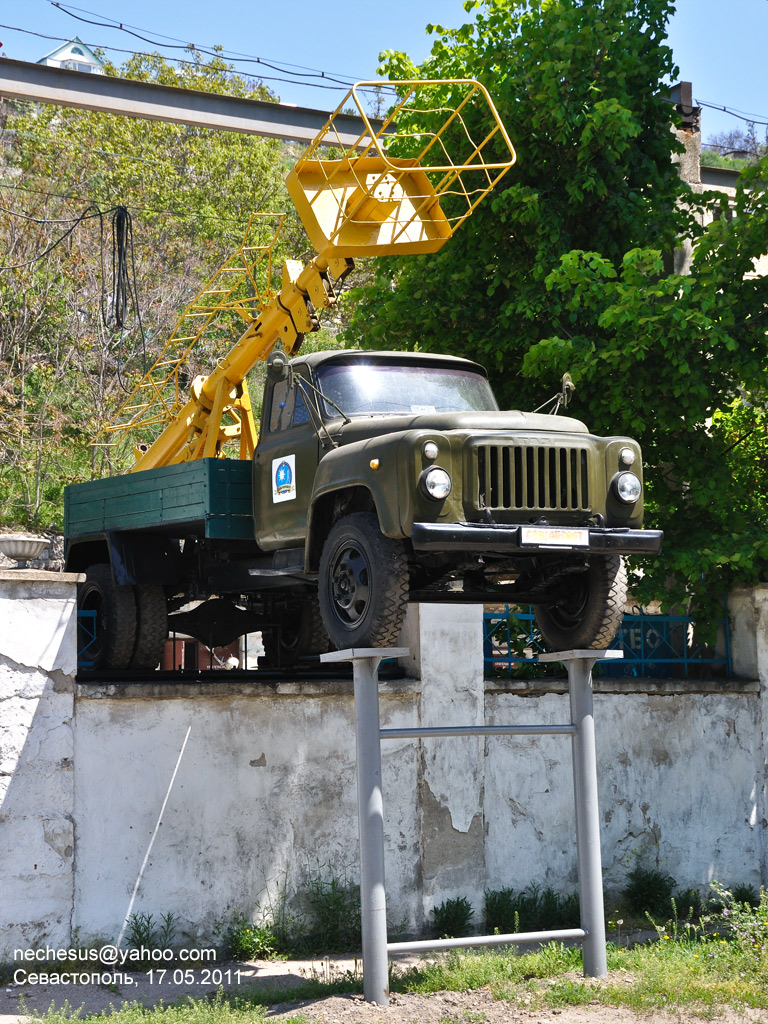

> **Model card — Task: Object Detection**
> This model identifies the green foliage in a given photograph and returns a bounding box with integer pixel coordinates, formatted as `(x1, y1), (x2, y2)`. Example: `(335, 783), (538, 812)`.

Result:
(700, 149), (752, 170)
(342, 0), (768, 629)
(348, 0), (689, 382)
(731, 882), (760, 908)
(0, 50), (302, 529)
(300, 863), (362, 952)
(125, 911), (177, 951)
(672, 887), (705, 920)
(484, 884), (579, 933)
(622, 866), (676, 918)
(432, 896), (474, 938)
(708, 882), (768, 977)
(221, 911), (279, 961)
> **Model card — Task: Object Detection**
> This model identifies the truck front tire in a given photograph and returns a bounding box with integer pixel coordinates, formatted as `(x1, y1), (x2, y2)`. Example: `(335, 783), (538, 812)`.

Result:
(534, 554), (627, 651)
(319, 512), (408, 650)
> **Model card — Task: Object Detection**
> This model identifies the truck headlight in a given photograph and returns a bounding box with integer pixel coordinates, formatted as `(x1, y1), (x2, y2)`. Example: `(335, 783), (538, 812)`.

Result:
(614, 472), (642, 504)
(420, 466), (452, 501)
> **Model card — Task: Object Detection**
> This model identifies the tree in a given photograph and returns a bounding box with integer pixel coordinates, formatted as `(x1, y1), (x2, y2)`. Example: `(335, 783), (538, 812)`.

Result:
(703, 124), (767, 167)
(345, 0), (693, 403)
(342, 0), (768, 627)
(522, 161), (768, 627)
(0, 50), (299, 529)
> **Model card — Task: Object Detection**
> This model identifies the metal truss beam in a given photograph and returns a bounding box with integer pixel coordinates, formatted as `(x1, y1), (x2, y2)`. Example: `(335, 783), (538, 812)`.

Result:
(0, 58), (378, 145)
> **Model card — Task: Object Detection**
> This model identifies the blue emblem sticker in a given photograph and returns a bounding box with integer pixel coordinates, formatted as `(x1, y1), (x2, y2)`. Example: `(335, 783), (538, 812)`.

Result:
(272, 454), (296, 503)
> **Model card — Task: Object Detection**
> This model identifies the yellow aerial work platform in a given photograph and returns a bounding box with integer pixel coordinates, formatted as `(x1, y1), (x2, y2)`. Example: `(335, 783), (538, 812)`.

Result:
(287, 79), (515, 257)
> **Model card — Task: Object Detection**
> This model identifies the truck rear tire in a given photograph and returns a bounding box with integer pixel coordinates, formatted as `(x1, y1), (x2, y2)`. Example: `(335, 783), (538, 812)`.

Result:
(534, 554), (626, 652)
(130, 585), (168, 670)
(319, 512), (408, 650)
(78, 563), (137, 670)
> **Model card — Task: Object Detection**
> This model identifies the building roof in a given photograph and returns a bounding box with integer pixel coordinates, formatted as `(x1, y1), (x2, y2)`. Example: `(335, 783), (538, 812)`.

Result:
(36, 37), (103, 68)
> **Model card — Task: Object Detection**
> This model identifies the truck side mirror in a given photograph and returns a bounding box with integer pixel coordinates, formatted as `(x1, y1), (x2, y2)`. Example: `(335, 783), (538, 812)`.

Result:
(267, 351), (289, 383)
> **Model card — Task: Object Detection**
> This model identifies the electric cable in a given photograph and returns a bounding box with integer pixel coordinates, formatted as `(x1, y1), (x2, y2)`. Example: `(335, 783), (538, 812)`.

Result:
(1, 19), (357, 93)
(47, 2), (364, 87)
(0, 201), (104, 270)
(697, 99), (768, 128)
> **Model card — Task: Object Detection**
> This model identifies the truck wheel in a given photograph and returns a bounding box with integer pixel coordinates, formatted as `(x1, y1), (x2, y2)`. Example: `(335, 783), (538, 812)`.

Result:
(534, 554), (626, 652)
(263, 595), (330, 668)
(130, 585), (168, 670)
(78, 563), (137, 670)
(319, 512), (408, 649)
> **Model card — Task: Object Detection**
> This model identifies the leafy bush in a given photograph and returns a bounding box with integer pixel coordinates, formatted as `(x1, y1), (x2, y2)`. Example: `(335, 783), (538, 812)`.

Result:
(673, 887), (705, 920)
(731, 883), (760, 908)
(484, 884), (579, 933)
(709, 882), (768, 977)
(223, 912), (279, 960)
(622, 866), (676, 918)
(432, 896), (474, 938)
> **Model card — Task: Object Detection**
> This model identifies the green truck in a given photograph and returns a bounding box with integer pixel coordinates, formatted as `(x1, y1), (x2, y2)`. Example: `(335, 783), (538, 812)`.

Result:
(65, 348), (662, 670)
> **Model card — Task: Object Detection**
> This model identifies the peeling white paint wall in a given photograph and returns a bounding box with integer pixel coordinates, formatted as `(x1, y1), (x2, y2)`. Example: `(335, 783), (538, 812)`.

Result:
(484, 687), (763, 898)
(0, 571), (79, 952)
(3, 580), (768, 950)
(72, 684), (423, 941)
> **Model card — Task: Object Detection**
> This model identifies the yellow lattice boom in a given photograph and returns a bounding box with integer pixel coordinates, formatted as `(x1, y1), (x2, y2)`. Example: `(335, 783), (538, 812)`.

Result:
(94, 214), (285, 455)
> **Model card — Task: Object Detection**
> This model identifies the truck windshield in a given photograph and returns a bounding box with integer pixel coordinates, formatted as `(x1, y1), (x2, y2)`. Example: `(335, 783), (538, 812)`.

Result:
(315, 362), (498, 417)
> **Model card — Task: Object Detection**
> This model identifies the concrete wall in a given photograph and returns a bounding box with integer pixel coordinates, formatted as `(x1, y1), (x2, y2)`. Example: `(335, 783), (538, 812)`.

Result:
(3, 578), (768, 952)
(0, 571), (79, 950)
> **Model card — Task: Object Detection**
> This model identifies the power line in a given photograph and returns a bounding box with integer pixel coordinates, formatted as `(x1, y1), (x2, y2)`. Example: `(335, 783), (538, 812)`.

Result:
(0, 180), (281, 228)
(0, 201), (107, 270)
(0, 21), (356, 93)
(697, 99), (768, 128)
(0, 203), (102, 224)
(47, 1), (365, 88)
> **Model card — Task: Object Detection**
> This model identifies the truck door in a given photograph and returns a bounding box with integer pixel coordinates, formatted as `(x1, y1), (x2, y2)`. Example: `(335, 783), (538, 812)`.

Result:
(253, 372), (320, 551)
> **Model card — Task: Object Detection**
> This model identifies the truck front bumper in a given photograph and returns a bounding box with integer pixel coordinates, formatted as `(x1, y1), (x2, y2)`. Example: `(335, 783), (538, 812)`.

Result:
(411, 522), (663, 556)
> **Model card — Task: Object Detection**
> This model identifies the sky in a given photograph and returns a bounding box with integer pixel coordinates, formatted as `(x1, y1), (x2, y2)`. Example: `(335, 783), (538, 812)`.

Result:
(1, 0), (766, 144)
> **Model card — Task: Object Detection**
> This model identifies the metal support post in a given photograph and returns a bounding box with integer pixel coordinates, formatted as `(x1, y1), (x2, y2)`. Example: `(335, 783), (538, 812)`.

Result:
(540, 649), (620, 978)
(321, 648), (408, 1006)
(324, 644), (620, 996)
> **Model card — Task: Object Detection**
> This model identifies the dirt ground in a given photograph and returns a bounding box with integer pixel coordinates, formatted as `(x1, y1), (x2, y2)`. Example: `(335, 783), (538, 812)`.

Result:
(2, 955), (766, 1024)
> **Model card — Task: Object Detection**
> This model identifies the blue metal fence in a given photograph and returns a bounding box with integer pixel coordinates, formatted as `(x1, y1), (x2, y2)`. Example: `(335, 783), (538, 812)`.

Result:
(483, 606), (731, 679)
(77, 609), (98, 669)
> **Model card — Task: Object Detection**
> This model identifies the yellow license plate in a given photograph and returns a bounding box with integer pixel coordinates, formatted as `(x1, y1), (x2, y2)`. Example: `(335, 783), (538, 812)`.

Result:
(520, 526), (590, 548)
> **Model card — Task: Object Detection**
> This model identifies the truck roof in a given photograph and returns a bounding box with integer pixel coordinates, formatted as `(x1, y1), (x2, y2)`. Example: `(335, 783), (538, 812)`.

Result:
(292, 348), (490, 376)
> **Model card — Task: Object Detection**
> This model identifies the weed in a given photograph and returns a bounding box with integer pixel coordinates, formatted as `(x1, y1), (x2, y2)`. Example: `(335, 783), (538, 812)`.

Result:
(622, 865), (676, 918)
(708, 881), (768, 977)
(222, 911), (279, 960)
(301, 862), (361, 952)
(731, 882), (760, 908)
(483, 884), (579, 933)
(672, 887), (705, 920)
(125, 911), (176, 951)
(432, 896), (474, 938)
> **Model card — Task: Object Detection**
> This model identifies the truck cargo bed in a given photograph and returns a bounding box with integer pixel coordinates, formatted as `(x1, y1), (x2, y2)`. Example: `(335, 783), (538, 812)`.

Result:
(65, 459), (255, 541)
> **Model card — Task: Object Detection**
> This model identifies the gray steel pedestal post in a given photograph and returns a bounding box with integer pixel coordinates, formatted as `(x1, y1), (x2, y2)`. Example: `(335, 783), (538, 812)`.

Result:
(539, 649), (621, 979)
(320, 647), (408, 1006)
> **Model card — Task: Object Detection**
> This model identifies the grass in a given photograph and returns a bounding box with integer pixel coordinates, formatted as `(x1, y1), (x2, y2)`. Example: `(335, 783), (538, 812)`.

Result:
(17, 884), (768, 1022)
(20, 924), (768, 1024)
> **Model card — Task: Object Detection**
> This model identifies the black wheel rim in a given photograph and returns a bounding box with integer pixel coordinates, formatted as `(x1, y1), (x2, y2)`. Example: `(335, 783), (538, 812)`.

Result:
(328, 541), (371, 629)
(547, 580), (589, 630)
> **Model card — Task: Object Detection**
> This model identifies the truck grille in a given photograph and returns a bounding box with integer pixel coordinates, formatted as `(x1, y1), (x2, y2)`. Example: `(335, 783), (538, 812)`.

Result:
(475, 444), (591, 512)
